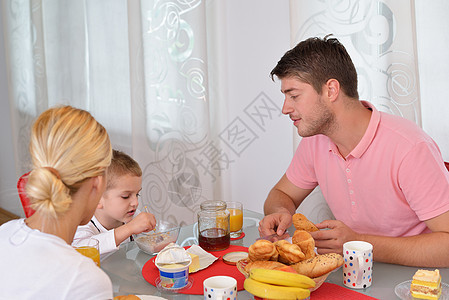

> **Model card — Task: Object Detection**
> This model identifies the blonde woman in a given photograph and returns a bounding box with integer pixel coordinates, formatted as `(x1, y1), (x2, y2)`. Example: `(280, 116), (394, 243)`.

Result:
(0, 106), (113, 299)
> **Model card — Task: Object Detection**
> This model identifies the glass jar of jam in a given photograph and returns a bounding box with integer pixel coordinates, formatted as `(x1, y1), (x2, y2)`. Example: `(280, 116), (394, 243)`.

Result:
(197, 200), (230, 251)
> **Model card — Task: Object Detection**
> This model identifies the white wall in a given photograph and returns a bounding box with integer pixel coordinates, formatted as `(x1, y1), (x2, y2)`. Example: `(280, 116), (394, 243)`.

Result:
(415, 0), (449, 162)
(223, 0), (292, 214)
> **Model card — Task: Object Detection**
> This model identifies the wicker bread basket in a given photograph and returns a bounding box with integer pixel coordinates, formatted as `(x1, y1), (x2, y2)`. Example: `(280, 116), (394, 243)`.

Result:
(236, 258), (329, 292)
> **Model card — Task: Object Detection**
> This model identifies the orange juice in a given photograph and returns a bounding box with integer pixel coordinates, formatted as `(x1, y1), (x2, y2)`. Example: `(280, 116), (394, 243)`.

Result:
(229, 208), (243, 232)
(75, 246), (100, 267)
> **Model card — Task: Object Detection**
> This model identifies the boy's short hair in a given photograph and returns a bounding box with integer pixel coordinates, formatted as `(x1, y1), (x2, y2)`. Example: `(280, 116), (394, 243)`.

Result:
(106, 150), (142, 189)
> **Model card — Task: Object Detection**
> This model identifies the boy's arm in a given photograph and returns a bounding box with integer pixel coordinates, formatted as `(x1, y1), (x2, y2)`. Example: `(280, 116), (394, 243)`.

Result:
(114, 212), (157, 245)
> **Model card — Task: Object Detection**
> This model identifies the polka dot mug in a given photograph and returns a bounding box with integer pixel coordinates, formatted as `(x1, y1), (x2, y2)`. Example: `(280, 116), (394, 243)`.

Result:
(343, 241), (373, 289)
(203, 275), (237, 300)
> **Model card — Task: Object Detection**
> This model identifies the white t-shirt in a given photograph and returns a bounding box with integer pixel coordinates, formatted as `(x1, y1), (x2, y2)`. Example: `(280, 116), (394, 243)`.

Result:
(73, 214), (133, 261)
(0, 219), (113, 300)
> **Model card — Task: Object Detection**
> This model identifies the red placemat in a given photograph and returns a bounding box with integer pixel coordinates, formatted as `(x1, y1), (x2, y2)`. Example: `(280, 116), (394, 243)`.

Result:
(142, 245), (248, 295)
(311, 283), (379, 299)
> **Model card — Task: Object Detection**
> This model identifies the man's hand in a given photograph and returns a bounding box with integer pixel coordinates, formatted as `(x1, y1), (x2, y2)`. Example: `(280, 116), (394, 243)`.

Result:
(127, 212), (157, 235)
(310, 219), (361, 255)
(258, 212), (293, 237)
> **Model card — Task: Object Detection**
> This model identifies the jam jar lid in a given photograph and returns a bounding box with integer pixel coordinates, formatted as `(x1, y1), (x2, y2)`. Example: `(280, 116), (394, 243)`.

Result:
(200, 200), (227, 211)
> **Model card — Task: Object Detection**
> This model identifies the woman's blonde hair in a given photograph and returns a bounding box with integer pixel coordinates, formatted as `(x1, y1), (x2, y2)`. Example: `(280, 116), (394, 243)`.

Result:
(26, 106), (112, 219)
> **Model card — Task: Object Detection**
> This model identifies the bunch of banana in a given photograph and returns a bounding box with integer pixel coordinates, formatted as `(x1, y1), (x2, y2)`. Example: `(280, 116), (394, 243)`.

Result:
(244, 268), (315, 299)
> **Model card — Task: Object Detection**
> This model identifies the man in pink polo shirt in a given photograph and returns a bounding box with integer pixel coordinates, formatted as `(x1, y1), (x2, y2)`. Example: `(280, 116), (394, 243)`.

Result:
(259, 36), (449, 267)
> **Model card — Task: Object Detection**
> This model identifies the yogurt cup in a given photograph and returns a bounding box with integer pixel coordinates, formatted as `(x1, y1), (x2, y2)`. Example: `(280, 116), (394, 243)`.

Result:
(156, 261), (191, 290)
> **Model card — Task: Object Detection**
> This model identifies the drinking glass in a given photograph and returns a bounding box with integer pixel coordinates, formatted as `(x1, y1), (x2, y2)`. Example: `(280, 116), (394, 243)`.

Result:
(73, 238), (100, 267)
(227, 201), (243, 238)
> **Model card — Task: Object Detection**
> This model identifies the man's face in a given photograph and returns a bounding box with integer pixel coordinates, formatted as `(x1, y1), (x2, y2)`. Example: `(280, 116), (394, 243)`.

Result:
(99, 174), (142, 224)
(280, 77), (335, 137)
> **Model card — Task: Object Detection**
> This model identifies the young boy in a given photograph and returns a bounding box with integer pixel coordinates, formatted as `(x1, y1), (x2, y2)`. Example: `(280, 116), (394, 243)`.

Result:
(73, 149), (156, 260)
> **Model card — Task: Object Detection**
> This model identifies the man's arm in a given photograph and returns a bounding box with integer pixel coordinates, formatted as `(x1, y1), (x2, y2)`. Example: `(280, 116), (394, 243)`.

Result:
(312, 210), (449, 267)
(264, 174), (313, 215)
(259, 174), (314, 236)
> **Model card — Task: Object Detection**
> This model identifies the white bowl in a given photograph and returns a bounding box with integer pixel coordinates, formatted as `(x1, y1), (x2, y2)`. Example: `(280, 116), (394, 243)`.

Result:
(134, 220), (180, 255)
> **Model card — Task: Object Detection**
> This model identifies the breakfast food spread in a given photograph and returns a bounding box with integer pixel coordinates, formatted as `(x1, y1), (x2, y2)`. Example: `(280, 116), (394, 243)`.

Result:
(410, 269), (442, 300)
(244, 213), (343, 286)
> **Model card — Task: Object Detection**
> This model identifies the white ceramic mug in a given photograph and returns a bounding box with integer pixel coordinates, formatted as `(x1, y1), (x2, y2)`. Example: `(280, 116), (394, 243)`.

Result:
(343, 241), (373, 289)
(203, 276), (237, 300)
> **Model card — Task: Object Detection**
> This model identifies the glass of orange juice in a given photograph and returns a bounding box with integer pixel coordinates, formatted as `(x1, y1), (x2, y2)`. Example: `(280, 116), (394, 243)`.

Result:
(227, 202), (243, 238)
(73, 238), (100, 267)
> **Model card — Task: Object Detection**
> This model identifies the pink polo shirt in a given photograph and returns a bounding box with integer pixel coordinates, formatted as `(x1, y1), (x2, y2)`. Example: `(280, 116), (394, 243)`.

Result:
(286, 101), (449, 237)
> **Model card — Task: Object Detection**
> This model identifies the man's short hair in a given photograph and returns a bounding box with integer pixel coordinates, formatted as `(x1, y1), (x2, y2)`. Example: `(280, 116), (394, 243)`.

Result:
(270, 35), (359, 99)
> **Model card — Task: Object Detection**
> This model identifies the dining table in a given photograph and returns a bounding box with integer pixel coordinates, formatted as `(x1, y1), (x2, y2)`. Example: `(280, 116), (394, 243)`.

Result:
(101, 209), (449, 299)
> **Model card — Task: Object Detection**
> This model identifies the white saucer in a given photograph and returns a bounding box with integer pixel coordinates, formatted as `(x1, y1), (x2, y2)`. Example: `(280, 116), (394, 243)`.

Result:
(395, 280), (448, 300)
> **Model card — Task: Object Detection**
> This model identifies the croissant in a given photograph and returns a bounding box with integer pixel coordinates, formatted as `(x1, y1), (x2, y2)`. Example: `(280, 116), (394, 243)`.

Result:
(292, 230), (316, 260)
(274, 240), (305, 264)
(248, 239), (278, 261)
(292, 213), (319, 232)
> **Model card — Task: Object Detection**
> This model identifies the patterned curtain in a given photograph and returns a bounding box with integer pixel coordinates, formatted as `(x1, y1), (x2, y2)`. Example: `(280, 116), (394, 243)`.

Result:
(127, 1), (214, 226)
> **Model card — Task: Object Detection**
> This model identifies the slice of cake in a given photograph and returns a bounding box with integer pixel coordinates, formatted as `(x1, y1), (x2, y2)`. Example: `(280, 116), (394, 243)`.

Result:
(410, 269), (442, 300)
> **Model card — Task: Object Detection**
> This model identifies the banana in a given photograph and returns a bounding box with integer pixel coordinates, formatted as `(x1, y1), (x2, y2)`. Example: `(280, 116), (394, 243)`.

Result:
(244, 277), (310, 300)
(250, 268), (316, 289)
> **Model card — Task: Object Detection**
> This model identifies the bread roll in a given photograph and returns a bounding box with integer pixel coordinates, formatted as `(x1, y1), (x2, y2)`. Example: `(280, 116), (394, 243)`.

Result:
(274, 240), (305, 264)
(292, 230), (316, 260)
(292, 253), (343, 278)
(292, 213), (319, 232)
(248, 239), (278, 261)
(244, 260), (287, 273)
(113, 295), (140, 300)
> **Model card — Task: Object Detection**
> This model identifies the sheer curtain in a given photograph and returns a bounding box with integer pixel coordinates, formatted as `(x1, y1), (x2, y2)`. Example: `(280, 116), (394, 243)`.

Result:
(1, 0), (448, 224)
(128, 1), (215, 226)
(1, 0), (291, 223)
(2, 0), (216, 226)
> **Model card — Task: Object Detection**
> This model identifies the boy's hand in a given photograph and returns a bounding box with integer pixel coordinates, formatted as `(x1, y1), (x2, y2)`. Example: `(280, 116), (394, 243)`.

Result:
(128, 212), (157, 235)
(114, 212), (157, 246)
